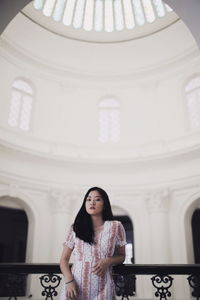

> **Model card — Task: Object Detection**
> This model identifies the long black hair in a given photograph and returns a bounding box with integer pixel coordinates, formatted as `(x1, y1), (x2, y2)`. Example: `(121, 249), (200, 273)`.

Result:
(73, 187), (113, 244)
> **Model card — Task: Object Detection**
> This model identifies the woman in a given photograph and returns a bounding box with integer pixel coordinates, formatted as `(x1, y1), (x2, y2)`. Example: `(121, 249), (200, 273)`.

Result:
(60, 186), (126, 300)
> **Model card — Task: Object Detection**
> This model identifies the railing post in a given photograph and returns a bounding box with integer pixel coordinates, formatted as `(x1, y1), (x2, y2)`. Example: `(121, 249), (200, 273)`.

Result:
(113, 273), (136, 300)
(39, 273), (62, 300)
(151, 274), (173, 300)
(187, 274), (200, 300)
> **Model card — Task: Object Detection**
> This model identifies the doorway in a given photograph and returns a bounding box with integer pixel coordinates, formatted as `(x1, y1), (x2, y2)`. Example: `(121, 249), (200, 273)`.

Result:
(192, 209), (200, 263)
(0, 206), (28, 296)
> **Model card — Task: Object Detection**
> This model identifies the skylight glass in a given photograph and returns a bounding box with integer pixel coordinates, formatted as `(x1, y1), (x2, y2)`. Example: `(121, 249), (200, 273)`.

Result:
(33, 0), (172, 33)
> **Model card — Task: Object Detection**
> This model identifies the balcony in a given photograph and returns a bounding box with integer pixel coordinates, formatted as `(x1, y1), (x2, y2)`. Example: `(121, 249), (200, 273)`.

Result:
(0, 263), (200, 300)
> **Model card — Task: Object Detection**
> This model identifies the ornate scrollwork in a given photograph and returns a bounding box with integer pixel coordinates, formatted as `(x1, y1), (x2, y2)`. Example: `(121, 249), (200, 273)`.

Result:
(113, 274), (136, 300)
(151, 274), (173, 300)
(39, 273), (62, 300)
(187, 274), (200, 299)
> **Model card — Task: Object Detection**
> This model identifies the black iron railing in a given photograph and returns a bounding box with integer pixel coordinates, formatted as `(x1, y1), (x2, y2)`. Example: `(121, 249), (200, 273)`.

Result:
(0, 263), (200, 300)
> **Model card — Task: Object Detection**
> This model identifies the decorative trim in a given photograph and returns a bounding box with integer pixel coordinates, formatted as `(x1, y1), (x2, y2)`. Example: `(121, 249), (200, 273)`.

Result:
(146, 189), (170, 214)
(49, 189), (77, 213)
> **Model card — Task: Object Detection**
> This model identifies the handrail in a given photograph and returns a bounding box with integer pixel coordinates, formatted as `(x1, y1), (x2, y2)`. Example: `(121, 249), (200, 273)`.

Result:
(0, 262), (200, 274)
(0, 263), (200, 300)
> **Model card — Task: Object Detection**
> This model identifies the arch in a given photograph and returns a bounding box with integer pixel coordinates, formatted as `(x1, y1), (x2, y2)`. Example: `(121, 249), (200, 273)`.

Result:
(0, 204), (28, 296)
(0, 188), (37, 262)
(12, 78), (34, 95)
(183, 192), (200, 263)
(98, 96), (120, 108)
(111, 197), (147, 265)
(184, 74), (200, 93)
(191, 208), (200, 263)
(112, 205), (134, 263)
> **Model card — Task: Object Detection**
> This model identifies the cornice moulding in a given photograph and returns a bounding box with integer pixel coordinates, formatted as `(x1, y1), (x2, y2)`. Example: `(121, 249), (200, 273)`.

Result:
(0, 170), (200, 197)
(1, 126), (200, 164)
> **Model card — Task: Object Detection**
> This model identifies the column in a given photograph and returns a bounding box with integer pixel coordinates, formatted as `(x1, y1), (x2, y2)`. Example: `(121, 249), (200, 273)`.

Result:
(146, 189), (170, 264)
(49, 189), (75, 262)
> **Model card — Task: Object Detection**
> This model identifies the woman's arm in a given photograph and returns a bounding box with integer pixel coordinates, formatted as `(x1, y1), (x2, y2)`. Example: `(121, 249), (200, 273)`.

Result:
(60, 246), (78, 299)
(107, 245), (126, 265)
(92, 245), (125, 277)
(60, 246), (74, 281)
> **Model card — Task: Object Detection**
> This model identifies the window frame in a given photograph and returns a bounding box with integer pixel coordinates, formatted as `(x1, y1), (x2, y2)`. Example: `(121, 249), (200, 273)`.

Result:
(98, 96), (121, 144)
(183, 74), (200, 131)
(8, 78), (35, 133)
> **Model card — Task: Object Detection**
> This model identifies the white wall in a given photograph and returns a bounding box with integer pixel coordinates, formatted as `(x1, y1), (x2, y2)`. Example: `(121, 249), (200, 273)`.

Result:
(0, 5), (200, 300)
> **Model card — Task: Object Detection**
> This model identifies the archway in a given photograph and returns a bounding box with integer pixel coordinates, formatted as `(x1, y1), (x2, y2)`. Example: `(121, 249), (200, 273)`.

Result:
(112, 206), (135, 296)
(0, 193), (37, 297)
(112, 205), (134, 264)
(191, 208), (200, 263)
(113, 215), (134, 264)
(184, 196), (200, 263)
(0, 199), (28, 296)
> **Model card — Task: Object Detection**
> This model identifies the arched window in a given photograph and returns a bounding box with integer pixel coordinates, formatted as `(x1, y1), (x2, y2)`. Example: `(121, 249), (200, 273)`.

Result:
(185, 76), (200, 129)
(8, 79), (33, 131)
(98, 97), (120, 143)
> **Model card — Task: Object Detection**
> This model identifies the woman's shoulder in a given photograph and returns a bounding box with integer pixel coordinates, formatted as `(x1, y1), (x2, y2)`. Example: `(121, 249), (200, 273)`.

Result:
(106, 221), (125, 237)
(67, 224), (75, 234)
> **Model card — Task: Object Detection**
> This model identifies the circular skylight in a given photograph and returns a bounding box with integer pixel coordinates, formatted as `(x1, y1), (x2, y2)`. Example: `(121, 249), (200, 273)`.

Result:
(33, 0), (173, 33)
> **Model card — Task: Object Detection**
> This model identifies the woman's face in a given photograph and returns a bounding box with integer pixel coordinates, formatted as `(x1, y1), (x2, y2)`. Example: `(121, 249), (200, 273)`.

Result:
(85, 190), (104, 216)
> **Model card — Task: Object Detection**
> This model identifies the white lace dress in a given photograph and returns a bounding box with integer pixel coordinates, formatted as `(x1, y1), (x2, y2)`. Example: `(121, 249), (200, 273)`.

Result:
(60, 220), (126, 300)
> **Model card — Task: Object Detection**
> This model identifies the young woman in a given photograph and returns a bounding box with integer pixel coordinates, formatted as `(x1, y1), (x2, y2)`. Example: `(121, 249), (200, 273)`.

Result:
(60, 186), (126, 300)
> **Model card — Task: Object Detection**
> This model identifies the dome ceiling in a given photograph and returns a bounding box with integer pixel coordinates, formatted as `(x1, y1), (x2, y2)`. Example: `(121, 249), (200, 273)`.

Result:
(1, 0), (198, 164)
(22, 0), (179, 42)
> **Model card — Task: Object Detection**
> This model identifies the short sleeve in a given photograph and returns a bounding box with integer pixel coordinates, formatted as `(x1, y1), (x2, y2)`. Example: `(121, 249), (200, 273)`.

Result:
(116, 221), (127, 248)
(63, 225), (75, 250)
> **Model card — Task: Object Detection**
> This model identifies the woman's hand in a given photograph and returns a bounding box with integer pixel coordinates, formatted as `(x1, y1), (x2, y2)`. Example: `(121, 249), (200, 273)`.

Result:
(66, 281), (78, 299)
(92, 258), (110, 277)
